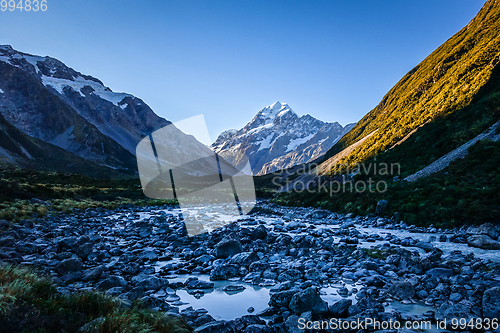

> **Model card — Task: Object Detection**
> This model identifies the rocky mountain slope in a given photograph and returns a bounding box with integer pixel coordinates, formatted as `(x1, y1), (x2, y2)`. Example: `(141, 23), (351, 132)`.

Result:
(0, 111), (131, 178)
(316, 0), (500, 175)
(212, 102), (354, 175)
(0, 46), (220, 178)
(276, 0), (500, 226)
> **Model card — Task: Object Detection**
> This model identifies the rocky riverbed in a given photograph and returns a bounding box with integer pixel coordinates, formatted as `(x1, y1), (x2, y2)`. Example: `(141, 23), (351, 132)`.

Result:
(1, 201), (500, 332)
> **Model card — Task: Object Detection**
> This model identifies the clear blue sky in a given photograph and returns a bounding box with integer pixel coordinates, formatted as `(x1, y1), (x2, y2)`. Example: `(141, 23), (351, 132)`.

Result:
(1, 0), (486, 141)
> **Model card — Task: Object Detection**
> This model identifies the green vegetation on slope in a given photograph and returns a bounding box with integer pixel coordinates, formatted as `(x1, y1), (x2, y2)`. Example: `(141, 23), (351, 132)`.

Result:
(0, 264), (192, 333)
(271, 0), (500, 227)
(0, 168), (178, 221)
(274, 139), (500, 228)
(321, 0), (500, 172)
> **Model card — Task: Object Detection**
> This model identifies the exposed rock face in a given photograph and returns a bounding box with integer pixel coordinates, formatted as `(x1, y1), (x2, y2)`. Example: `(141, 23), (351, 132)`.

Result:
(211, 102), (355, 175)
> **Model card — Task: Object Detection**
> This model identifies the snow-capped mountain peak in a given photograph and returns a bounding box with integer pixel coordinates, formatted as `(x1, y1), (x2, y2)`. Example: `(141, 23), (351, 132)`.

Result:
(255, 101), (294, 121)
(0, 45), (132, 107)
(211, 102), (355, 175)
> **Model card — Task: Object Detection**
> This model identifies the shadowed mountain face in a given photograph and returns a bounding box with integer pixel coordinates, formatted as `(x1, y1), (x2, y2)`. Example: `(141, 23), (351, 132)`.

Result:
(0, 111), (133, 178)
(212, 102), (355, 175)
(0, 46), (173, 176)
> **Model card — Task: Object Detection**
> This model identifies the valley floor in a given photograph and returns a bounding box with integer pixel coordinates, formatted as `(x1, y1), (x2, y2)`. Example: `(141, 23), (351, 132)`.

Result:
(1, 201), (500, 332)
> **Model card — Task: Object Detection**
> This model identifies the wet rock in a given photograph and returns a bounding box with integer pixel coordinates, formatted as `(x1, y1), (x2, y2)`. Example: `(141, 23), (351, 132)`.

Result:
(194, 314), (216, 327)
(251, 225), (268, 240)
(415, 241), (434, 252)
(283, 315), (302, 333)
(229, 252), (259, 266)
(121, 262), (140, 275)
(477, 223), (499, 240)
(244, 324), (271, 333)
(215, 238), (243, 258)
(387, 281), (415, 300)
(222, 285), (245, 292)
(81, 266), (104, 281)
(269, 290), (296, 309)
(289, 287), (327, 315)
(385, 254), (400, 266)
(422, 249), (443, 262)
(436, 302), (477, 322)
(353, 295), (384, 314)
(55, 258), (83, 275)
(132, 275), (165, 291)
(210, 264), (239, 280)
(15, 241), (43, 254)
(270, 281), (294, 293)
(467, 235), (500, 250)
(97, 276), (128, 291)
(249, 261), (270, 272)
(186, 280), (215, 289)
(308, 210), (330, 219)
(482, 287), (500, 318)
(365, 275), (386, 287)
(304, 268), (323, 281)
(194, 320), (232, 333)
(138, 249), (159, 261)
(425, 268), (454, 278)
(132, 221), (152, 238)
(328, 299), (352, 318)
(75, 242), (93, 258)
(449, 292), (462, 302)
(0, 236), (16, 247)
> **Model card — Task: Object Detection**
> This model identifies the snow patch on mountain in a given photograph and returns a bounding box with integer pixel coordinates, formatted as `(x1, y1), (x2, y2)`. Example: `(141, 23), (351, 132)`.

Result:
(41, 75), (131, 106)
(212, 101), (355, 175)
(287, 133), (315, 152)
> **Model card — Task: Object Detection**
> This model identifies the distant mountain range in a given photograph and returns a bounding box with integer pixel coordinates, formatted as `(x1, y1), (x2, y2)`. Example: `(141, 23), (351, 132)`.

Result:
(212, 101), (354, 175)
(0, 46), (355, 180)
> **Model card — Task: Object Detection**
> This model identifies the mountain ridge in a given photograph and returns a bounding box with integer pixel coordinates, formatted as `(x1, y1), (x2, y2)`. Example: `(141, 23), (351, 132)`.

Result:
(0, 45), (177, 176)
(212, 101), (354, 175)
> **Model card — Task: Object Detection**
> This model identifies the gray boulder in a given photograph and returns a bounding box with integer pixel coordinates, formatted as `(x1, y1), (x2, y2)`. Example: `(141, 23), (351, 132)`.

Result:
(426, 268), (454, 278)
(209, 264), (239, 280)
(215, 238), (243, 258)
(467, 235), (500, 250)
(478, 223), (499, 240)
(81, 266), (104, 281)
(186, 279), (215, 289)
(269, 290), (296, 309)
(97, 276), (128, 291)
(229, 252), (259, 266)
(289, 287), (328, 314)
(436, 302), (477, 322)
(131, 275), (165, 291)
(387, 281), (415, 300)
(282, 315), (303, 333)
(328, 299), (352, 318)
(482, 287), (500, 318)
(55, 258), (83, 275)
